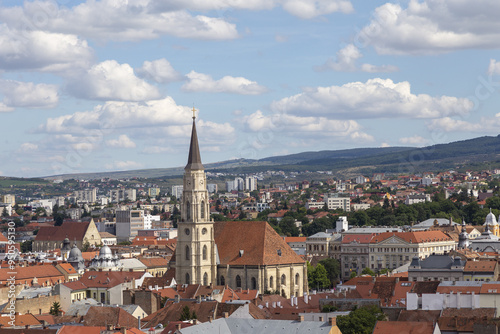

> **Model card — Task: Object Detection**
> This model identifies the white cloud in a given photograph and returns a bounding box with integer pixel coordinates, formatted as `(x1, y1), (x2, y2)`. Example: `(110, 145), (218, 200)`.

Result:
(0, 1), (239, 42)
(0, 80), (58, 108)
(150, 0), (353, 19)
(136, 59), (182, 84)
(243, 110), (374, 142)
(380, 142), (390, 148)
(182, 71), (268, 95)
(19, 143), (39, 152)
(360, 1), (500, 55)
(399, 135), (428, 145)
(141, 146), (177, 154)
(39, 97), (193, 134)
(281, 0), (353, 19)
(275, 34), (288, 43)
(427, 117), (495, 132)
(0, 102), (13, 113)
(106, 135), (136, 149)
(488, 59), (500, 75)
(0, 25), (93, 73)
(317, 44), (398, 72)
(105, 161), (144, 170)
(270, 78), (473, 119)
(67, 60), (160, 101)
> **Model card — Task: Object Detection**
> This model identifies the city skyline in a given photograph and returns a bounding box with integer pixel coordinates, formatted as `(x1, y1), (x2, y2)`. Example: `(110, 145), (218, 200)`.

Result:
(0, 0), (499, 177)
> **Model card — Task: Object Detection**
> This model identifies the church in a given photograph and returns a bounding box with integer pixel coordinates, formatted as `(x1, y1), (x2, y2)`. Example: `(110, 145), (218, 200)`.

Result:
(174, 110), (308, 298)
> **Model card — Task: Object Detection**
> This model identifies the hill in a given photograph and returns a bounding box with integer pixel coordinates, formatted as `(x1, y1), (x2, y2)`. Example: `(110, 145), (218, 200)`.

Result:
(43, 135), (500, 180)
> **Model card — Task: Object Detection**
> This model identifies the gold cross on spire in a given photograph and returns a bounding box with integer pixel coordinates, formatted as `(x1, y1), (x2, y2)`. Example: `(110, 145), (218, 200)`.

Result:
(192, 106), (197, 120)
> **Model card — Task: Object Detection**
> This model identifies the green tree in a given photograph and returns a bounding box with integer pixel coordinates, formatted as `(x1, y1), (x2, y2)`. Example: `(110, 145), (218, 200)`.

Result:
(337, 305), (386, 334)
(280, 216), (300, 237)
(20, 240), (32, 253)
(361, 268), (376, 276)
(318, 258), (340, 285)
(49, 302), (61, 316)
(314, 264), (331, 289)
(2, 208), (8, 217)
(179, 306), (197, 321)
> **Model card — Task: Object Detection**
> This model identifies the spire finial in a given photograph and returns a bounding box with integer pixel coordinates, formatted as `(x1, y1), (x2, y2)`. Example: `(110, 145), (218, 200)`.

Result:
(192, 106), (196, 120)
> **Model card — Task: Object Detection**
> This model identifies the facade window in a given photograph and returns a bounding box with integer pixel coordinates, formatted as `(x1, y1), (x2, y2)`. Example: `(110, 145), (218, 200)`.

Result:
(203, 245), (207, 260)
(185, 246), (190, 261)
(281, 274), (286, 285)
(203, 272), (208, 286)
(186, 201), (191, 220)
(220, 276), (225, 285)
(251, 277), (257, 290)
(201, 201), (205, 219)
(269, 276), (274, 289)
(236, 275), (242, 288)
(295, 273), (299, 285)
(186, 273), (190, 284)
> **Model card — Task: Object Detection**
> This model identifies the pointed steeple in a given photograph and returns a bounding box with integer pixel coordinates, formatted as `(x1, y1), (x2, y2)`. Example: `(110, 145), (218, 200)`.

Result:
(185, 107), (204, 171)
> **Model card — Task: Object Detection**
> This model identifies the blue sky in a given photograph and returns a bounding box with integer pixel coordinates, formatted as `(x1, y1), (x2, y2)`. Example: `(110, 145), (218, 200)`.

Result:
(0, 0), (500, 177)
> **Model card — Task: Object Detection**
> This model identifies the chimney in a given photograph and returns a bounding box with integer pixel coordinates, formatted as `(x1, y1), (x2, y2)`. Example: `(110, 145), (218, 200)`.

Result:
(176, 324), (182, 330)
(304, 293), (308, 304)
(121, 328), (127, 334)
(329, 317), (336, 326)
(107, 324), (113, 331)
(224, 312), (229, 318)
(196, 295), (202, 303)
(319, 316), (324, 322)
(298, 315), (304, 322)
(175, 294), (180, 303)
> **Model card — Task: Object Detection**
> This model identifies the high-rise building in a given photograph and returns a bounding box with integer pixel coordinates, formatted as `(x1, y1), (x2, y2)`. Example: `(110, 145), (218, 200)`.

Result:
(1, 194), (15, 206)
(109, 189), (137, 203)
(74, 189), (97, 203)
(171, 185), (183, 199)
(245, 176), (257, 191)
(116, 210), (145, 241)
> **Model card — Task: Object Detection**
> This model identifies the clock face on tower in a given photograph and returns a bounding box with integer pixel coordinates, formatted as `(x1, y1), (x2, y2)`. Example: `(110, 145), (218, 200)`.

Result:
(199, 179), (204, 186)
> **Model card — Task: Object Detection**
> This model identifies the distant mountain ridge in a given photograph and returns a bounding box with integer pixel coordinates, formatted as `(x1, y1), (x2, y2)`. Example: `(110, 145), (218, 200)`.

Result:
(43, 135), (500, 180)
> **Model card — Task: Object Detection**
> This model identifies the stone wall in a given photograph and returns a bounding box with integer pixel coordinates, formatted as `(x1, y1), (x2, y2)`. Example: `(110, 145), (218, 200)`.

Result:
(1, 294), (60, 315)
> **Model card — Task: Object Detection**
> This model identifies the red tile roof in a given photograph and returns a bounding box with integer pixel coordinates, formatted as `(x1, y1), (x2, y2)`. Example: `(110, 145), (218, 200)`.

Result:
(342, 234), (376, 244)
(35, 222), (91, 241)
(370, 231), (452, 244)
(464, 260), (497, 272)
(373, 321), (435, 334)
(214, 221), (305, 266)
(63, 270), (146, 289)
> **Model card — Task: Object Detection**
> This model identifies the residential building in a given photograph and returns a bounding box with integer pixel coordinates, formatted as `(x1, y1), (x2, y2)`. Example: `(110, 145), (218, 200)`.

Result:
(405, 193), (431, 205)
(408, 254), (465, 282)
(144, 213), (160, 230)
(1, 194), (15, 206)
(148, 187), (161, 197)
(74, 188), (97, 203)
(116, 209), (145, 241)
(245, 176), (257, 191)
(207, 183), (218, 193)
(341, 234), (375, 279)
(325, 193), (350, 212)
(171, 185), (183, 199)
(306, 232), (334, 257)
(109, 188), (137, 203)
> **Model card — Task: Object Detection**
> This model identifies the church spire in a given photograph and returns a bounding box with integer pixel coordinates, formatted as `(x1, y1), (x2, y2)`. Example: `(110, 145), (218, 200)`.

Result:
(185, 107), (204, 171)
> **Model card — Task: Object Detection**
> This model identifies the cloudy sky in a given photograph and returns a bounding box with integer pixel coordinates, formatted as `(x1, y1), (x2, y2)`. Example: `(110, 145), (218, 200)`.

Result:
(1, 0), (500, 177)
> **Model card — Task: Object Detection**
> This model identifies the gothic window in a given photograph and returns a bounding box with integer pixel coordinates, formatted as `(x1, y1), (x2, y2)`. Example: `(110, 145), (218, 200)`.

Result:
(220, 276), (225, 286)
(186, 273), (190, 284)
(186, 201), (191, 220)
(281, 274), (286, 285)
(269, 276), (274, 289)
(251, 277), (257, 290)
(203, 272), (208, 286)
(201, 201), (205, 219)
(185, 245), (190, 261)
(295, 273), (300, 285)
(236, 275), (242, 288)
(203, 245), (207, 261)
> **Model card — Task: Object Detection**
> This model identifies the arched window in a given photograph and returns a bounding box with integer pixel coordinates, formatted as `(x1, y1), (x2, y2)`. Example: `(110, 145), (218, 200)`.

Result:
(186, 201), (191, 220)
(236, 275), (242, 288)
(269, 276), (274, 289)
(203, 245), (207, 261)
(185, 273), (190, 284)
(203, 272), (208, 286)
(295, 273), (300, 285)
(220, 276), (225, 286)
(201, 201), (205, 219)
(281, 274), (286, 285)
(251, 277), (257, 290)
(185, 245), (190, 261)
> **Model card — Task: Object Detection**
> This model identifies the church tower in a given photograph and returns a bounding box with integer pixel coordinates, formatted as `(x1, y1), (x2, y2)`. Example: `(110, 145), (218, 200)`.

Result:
(175, 109), (216, 286)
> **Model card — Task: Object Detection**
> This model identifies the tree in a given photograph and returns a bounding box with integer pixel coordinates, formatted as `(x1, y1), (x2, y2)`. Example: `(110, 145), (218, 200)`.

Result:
(179, 306), (197, 321)
(280, 216), (299, 237)
(2, 208), (8, 217)
(314, 264), (331, 289)
(337, 305), (385, 334)
(49, 302), (61, 316)
(361, 268), (376, 276)
(318, 258), (340, 285)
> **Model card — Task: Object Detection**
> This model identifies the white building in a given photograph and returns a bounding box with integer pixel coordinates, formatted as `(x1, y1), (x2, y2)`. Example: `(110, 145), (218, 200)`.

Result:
(144, 214), (161, 230)
(1, 194), (15, 206)
(171, 185), (183, 199)
(207, 184), (218, 193)
(74, 188), (97, 203)
(109, 189), (137, 203)
(336, 216), (348, 232)
(245, 176), (257, 191)
(325, 193), (350, 212)
(405, 193), (431, 205)
(29, 199), (54, 214)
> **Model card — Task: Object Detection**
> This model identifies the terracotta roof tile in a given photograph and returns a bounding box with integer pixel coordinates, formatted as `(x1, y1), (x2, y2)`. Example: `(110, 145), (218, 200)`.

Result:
(214, 221), (304, 266)
(464, 260), (497, 272)
(370, 230), (452, 244)
(35, 222), (91, 241)
(373, 321), (435, 334)
(83, 306), (139, 328)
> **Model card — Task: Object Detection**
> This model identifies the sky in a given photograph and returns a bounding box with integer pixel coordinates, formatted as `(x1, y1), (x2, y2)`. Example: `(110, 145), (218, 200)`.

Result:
(1, 0), (500, 178)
